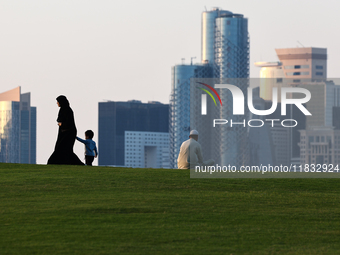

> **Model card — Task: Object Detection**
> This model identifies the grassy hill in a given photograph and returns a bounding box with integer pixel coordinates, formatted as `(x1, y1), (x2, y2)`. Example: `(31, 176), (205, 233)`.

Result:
(1, 163), (340, 254)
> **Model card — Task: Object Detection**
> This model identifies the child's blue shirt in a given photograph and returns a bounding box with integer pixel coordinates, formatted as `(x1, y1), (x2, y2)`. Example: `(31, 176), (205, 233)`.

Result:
(76, 137), (98, 157)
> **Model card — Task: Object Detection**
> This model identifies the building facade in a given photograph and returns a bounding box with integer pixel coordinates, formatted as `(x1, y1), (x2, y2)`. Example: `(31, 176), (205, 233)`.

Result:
(276, 47), (327, 81)
(0, 87), (36, 164)
(201, 8), (233, 65)
(254, 47), (327, 102)
(169, 64), (212, 168)
(125, 131), (170, 168)
(297, 81), (340, 129)
(213, 10), (250, 167)
(299, 128), (340, 165)
(297, 81), (340, 165)
(248, 87), (276, 166)
(98, 100), (169, 166)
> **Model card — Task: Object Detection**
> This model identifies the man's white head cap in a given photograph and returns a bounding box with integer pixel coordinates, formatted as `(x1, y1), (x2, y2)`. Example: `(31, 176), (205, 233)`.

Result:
(190, 130), (199, 136)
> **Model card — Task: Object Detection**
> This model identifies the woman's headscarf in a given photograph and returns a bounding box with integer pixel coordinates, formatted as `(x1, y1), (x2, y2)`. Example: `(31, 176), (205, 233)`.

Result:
(56, 95), (70, 108)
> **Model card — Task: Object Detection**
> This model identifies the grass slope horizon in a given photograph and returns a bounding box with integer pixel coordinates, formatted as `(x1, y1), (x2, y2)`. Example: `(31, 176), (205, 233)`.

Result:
(1, 163), (340, 254)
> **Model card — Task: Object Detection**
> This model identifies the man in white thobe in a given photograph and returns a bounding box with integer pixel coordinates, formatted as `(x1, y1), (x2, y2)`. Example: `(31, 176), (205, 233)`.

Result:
(177, 130), (214, 169)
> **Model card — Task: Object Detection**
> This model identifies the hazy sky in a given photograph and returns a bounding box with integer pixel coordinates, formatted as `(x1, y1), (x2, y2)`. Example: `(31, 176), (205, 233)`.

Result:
(1, 0), (340, 164)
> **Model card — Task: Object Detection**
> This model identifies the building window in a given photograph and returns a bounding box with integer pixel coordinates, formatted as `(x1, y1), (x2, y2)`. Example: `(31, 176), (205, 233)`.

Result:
(286, 72), (309, 76)
(316, 72), (323, 76)
(284, 65), (309, 69)
(316, 65), (323, 70)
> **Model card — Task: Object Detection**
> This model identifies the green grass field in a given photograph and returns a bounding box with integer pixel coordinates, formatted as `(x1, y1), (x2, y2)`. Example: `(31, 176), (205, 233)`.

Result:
(1, 163), (340, 254)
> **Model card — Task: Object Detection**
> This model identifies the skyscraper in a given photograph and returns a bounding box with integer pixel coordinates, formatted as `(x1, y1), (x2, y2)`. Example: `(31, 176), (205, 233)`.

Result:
(98, 100), (169, 166)
(211, 9), (249, 167)
(169, 63), (213, 168)
(0, 87), (36, 164)
(170, 8), (250, 168)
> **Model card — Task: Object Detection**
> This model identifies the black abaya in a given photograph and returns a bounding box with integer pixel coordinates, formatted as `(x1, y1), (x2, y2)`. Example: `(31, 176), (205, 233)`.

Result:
(47, 96), (84, 165)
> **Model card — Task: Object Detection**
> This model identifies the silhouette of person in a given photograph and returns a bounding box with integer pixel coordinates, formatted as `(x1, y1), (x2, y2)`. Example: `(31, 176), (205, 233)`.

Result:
(47, 95), (84, 165)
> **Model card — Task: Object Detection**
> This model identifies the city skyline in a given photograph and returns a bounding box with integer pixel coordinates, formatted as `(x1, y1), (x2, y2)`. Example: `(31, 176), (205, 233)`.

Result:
(1, 0), (340, 164)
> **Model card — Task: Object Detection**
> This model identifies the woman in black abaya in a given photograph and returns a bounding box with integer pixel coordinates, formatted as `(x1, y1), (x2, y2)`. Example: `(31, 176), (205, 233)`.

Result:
(47, 95), (84, 165)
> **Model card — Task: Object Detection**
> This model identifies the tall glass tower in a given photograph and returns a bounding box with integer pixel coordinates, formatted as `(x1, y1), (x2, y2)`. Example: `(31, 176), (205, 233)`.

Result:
(208, 9), (250, 167)
(201, 8), (232, 65)
(0, 87), (37, 164)
(169, 64), (212, 168)
(170, 8), (249, 168)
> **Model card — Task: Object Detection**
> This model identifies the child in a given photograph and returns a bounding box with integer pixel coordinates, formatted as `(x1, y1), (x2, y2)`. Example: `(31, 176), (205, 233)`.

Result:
(76, 130), (98, 166)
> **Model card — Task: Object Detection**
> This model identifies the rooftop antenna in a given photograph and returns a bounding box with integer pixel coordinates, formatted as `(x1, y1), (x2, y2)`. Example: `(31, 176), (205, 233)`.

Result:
(181, 58), (185, 64)
(204, 6), (207, 11)
(297, 41), (305, 47)
(191, 57), (196, 65)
